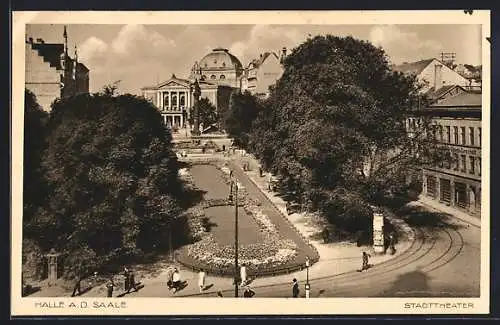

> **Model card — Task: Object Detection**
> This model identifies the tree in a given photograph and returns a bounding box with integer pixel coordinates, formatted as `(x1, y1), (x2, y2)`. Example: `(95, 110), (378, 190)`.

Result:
(27, 92), (184, 275)
(249, 35), (446, 232)
(225, 90), (263, 148)
(23, 89), (49, 236)
(188, 97), (217, 130)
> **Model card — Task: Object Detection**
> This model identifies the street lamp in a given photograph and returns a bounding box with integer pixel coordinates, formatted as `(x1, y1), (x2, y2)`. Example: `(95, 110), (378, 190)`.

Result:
(305, 256), (310, 298)
(230, 179), (239, 298)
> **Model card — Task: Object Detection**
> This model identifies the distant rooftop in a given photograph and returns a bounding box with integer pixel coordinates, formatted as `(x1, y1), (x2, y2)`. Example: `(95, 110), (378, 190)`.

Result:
(430, 91), (481, 107)
(392, 59), (435, 75)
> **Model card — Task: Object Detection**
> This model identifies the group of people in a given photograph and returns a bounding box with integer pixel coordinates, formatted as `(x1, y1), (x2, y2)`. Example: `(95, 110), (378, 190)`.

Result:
(166, 267), (183, 293)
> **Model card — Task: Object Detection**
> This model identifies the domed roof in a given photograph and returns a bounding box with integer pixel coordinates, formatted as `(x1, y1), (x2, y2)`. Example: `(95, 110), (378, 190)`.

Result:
(199, 48), (243, 71)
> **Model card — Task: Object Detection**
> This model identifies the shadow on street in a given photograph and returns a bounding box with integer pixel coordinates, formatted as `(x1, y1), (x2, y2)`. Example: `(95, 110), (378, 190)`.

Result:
(381, 269), (430, 297)
(396, 205), (463, 232)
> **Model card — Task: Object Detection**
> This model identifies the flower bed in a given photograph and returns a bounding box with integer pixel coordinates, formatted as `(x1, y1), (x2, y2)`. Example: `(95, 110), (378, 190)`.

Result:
(177, 162), (303, 275)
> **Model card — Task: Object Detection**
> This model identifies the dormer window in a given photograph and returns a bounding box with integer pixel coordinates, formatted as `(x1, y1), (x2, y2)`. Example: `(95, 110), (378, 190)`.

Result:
(222, 62), (226, 67)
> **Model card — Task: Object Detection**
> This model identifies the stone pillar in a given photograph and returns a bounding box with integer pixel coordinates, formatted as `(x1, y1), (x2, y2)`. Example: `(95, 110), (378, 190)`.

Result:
(45, 249), (61, 287)
(191, 80), (201, 136)
(436, 177), (441, 202)
(168, 92), (172, 110)
(176, 92), (180, 112)
(450, 180), (455, 206)
(465, 184), (471, 211)
(422, 174), (427, 195)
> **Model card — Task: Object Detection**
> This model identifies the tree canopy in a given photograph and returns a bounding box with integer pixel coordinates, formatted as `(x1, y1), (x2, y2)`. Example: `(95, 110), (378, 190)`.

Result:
(247, 35), (444, 232)
(225, 90), (264, 147)
(189, 97), (218, 130)
(24, 92), (185, 275)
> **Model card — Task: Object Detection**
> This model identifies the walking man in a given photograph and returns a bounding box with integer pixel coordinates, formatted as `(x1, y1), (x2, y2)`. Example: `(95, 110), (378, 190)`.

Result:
(198, 270), (206, 293)
(361, 252), (371, 271)
(106, 278), (114, 297)
(123, 267), (130, 293)
(292, 278), (300, 298)
(71, 273), (82, 297)
(128, 269), (138, 293)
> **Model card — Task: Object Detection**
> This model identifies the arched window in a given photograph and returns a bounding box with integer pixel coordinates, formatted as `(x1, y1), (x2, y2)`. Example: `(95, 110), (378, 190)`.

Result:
(180, 95), (185, 106)
(211, 75), (216, 80)
(220, 75), (226, 80)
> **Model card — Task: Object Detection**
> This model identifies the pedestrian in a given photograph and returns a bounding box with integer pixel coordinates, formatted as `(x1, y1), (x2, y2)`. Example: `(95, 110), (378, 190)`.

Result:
(240, 264), (247, 287)
(172, 268), (181, 293)
(106, 278), (114, 297)
(198, 270), (206, 292)
(128, 270), (138, 293)
(322, 228), (330, 244)
(123, 267), (130, 293)
(166, 267), (174, 291)
(229, 170), (233, 178)
(292, 278), (299, 298)
(243, 286), (255, 298)
(259, 166), (263, 177)
(361, 252), (371, 271)
(216, 290), (223, 297)
(71, 274), (82, 297)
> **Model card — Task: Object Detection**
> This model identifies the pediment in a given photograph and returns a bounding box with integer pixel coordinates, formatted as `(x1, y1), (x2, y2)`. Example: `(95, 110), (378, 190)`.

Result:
(158, 79), (190, 89)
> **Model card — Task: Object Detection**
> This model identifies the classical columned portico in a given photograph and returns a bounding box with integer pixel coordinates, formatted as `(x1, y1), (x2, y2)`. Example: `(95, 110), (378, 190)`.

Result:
(157, 89), (191, 128)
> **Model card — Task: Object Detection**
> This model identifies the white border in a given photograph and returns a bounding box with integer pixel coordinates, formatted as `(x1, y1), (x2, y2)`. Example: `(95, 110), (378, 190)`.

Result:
(11, 10), (491, 316)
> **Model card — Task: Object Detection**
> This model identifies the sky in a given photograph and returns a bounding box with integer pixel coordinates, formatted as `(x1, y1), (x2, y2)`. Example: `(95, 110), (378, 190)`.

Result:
(26, 24), (483, 95)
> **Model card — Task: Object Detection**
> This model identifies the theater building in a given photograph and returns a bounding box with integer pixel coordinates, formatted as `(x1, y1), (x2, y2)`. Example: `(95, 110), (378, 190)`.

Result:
(141, 74), (232, 128)
(141, 48), (242, 129)
(408, 90), (482, 216)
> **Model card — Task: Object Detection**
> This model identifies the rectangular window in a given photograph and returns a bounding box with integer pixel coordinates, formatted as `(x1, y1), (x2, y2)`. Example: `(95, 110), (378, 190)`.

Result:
(453, 153), (459, 171)
(461, 155), (466, 172)
(461, 127), (466, 145)
(478, 157), (481, 176)
(446, 126), (451, 143)
(469, 156), (475, 174)
(469, 127), (475, 146)
(478, 127), (481, 147)
(454, 126), (459, 144)
(439, 125), (444, 142)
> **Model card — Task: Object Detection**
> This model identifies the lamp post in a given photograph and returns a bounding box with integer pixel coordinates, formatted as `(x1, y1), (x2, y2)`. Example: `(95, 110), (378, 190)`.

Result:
(305, 256), (310, 298)
(229, 179), (239, 298)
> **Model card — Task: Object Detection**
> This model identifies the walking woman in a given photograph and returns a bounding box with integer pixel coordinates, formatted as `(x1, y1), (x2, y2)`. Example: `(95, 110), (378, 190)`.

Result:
(198, 270), (206, 293)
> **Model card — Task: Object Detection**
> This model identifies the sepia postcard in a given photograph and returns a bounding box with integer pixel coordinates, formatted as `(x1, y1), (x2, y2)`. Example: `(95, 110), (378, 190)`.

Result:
(11, 10), (491, 316)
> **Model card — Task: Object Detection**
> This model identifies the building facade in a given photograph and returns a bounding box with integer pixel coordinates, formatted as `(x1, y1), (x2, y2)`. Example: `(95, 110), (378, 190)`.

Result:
(408, 90), (482, 216)
(240, 49), (285, 98)
(141, 74), (233, 128)
(25, 27), (89, 112)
